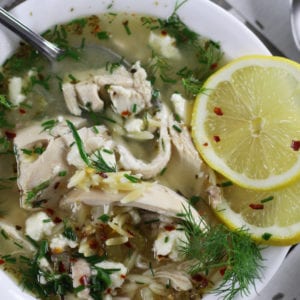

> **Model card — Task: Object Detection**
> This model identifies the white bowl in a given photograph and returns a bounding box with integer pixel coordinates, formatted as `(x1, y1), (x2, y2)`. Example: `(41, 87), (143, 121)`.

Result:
(0, 0), (290, 299)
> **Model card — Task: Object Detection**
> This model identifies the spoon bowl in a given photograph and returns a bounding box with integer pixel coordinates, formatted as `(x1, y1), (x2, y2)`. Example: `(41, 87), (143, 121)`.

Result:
(0, 6), (129, 67)
(290, 0), (300, 51)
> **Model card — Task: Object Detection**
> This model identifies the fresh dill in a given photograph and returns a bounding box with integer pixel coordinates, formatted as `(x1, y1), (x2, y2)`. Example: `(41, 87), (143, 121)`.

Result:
(66, 120), (91, 166)
(122, 20), (131, 35)
(62, 220), (77, 241)
(155, 0), (223, 85)
(67, 120), (117, 173)
(43, 24), (82, 61)
(124, 173), (141, 183)
(97, 31), (110, 40)
(0, 136), (13, 154)
(25, 180), (50, 204)
(91, 149), (117, 173)
(0, 94), (14, 109)
(41, 119), (58, 133)
(178, 205), (264, 300)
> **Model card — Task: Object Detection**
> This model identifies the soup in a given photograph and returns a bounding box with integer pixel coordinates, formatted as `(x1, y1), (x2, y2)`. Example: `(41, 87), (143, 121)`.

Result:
(0, 4), (263, 300)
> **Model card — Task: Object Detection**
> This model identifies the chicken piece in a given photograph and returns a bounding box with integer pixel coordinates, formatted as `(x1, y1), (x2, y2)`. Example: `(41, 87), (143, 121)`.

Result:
(60, 183), (205, 229)
(116, 105), (171, 179)
(159, 118), (210, 199)
(61, 125), (113, 169)
(14, 117), (86, 209)
(94, 65), (134, 88)
(98, 62), (152, 116)
(75, 82), (104, 112)
(62, 83), (82, 116)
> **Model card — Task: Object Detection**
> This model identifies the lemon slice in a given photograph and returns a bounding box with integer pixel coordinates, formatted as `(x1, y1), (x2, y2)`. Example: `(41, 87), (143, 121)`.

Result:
(192, 55), (300, 190)
(213, 178), (300, 245)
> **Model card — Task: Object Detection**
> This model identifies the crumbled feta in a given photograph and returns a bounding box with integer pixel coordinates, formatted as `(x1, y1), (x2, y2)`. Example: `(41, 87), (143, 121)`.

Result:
(50, 233), (78, 253)
(153, 225), (188, 261)
(124, 118), (144, 132)
(170, 93), (193, 124)
(8, 77), (26, 105)
(95, 260), (127, 290)
(149, 31), (181, 60)
(25, 212), (55, 241)
(39, 257), (51, 271)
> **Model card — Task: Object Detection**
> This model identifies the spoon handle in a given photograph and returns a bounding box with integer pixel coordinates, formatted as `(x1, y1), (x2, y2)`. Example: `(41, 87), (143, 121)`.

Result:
(0, 7), (63, 61)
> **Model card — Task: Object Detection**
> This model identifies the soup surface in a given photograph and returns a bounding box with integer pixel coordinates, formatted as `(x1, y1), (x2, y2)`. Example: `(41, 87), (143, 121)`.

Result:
(0, 7), (263, 300)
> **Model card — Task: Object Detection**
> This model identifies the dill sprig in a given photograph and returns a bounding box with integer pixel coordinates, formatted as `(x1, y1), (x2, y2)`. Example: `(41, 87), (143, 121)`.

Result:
(158, 0), (223, 78)
(67, 120), (117, 173)
(179, 205), (264, 300)
(91, 149), (117, 173)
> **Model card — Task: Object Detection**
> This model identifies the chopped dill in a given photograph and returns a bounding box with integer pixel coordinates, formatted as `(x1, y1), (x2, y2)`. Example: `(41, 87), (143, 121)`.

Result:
(179, 205), (264, 300)
(25, 180), (50, 204)
(122, 20), (131, 35)
(62, 220), (77, 241)
(41, 119), (58, 133)
(124, 173), (141, 183)
(97, 31), (110, 40)
(91, 149), (117, 173)
(0, 94), (14, 109)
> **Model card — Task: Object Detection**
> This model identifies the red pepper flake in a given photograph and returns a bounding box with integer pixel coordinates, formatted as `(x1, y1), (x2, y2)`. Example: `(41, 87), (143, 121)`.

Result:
(124, 241), (133, 249)
(5, 131), (16, 140)
(164, 225), (176, 231)
(203, 142), (208, 147)
(191, 274), (209, 288)
(19, 108), (26, 114)
(249, 203), (264, 210)
(59, 261), (67, 273)
(291, 140), (300, 151)
(213, 107), (223, 116)
(157, 254), (169, 260)
(120, 274), (126, 279)
(46, 208), (54, 215)
(210, 63), (218, 70)
(98, 172), (108, 178)
(70, 257), (78, 263)
(127, 229), (135, 237)
(88, 239), (98, 249)
(213, 135), (221, 142)
(106, 288), (112, 294)
(161, 30), (168, 36)
(121, 110), (131, 117)
(54, 182), (60, 190)
(0, 259), (5, 265)
(79, 275), (89, 286)
(219, 267), (227, 276)
(54, 216), (62, 224)
(91, 24), (100, 34)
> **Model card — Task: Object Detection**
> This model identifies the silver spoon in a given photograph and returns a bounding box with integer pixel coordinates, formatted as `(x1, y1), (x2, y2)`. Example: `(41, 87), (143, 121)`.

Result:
(0, 6), (129, 65)
(290, 0), (300, 51)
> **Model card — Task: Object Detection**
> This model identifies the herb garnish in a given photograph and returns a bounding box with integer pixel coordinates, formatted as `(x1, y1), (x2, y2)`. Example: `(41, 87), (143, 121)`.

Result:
(98, 214), (110, 223)
(0, 95), (14, 109)
(122, 20), (131, 35)
(179, 205), (264, 300)
(97, 31), (110, 40)
(25, 180), (50, 204)
(67, 120), (117, 173)
(62, 220), (77, 241)
(41, 119), (58, 133)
